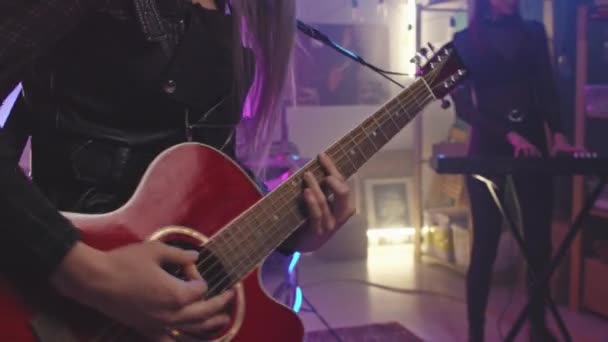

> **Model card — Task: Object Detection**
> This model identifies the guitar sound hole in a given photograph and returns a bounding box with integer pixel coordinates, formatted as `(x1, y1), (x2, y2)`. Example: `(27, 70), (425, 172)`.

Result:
(163, 240), (234, 298)
(162, 240), (238, 339)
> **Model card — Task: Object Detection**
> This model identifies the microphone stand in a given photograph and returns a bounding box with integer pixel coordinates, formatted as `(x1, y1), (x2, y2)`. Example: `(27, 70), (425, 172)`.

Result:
(296, 20), (407, 89)
(273, 20), (410, 342)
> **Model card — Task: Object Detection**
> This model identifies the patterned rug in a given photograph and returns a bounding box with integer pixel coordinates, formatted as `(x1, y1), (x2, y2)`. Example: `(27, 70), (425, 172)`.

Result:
(305, 322), (423, 342)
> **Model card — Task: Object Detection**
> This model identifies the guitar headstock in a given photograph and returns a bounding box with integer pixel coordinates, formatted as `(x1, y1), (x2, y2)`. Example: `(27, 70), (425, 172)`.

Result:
(416, 42), (468, 99)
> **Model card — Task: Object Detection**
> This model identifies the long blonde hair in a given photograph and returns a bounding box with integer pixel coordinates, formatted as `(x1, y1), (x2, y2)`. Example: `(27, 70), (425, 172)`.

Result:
(231, 0), (296, 173)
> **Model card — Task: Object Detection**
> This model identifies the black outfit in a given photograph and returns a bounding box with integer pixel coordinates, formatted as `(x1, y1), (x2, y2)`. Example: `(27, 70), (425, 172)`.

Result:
(0, 0), (260, 282)
(451, 16), (563, 341)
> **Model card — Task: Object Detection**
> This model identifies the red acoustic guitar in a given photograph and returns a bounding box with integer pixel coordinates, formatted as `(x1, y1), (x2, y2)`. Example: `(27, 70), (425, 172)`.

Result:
(0, 44), (466, 341)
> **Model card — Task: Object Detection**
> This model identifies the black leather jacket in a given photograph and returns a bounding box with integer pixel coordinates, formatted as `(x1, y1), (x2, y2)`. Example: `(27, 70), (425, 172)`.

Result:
(11, 0), (251, 213)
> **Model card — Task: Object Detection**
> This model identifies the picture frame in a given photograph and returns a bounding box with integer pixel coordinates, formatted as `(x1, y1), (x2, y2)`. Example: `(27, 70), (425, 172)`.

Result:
(364, 177), (414, 230)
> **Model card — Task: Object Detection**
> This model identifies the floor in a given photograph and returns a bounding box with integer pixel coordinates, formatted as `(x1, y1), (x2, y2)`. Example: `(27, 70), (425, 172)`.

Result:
(261, 244), (608, 342)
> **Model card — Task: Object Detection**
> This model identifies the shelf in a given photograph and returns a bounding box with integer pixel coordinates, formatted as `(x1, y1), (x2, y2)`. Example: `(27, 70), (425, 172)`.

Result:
(591, 208), (608, 219)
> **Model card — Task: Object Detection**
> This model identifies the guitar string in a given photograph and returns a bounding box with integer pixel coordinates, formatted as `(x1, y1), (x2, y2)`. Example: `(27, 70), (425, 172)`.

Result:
(186, 47), (452, 281)
(98, 55), (451, 342)
(157, 62), (445, 306)
(196, 74), (444, 296)
(195, 60), (450, 296)
(97, 91), (433, 342)
(100, 90), (438, 342)
(204, 94), (435, 298)
(98, 50), (455, 342)
(97, 85), (434, 342)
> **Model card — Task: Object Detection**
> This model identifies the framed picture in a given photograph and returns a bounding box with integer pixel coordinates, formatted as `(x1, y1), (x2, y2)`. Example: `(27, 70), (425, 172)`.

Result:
(364, 177), (414, 230)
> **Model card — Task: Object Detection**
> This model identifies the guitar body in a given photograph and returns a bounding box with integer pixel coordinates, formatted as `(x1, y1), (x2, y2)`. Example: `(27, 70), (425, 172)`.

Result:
(0, 41), (468, 342)
(0, 143), (304, 342)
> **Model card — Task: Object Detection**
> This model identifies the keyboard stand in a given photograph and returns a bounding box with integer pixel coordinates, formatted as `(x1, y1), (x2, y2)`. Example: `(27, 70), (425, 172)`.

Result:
(499, 175), (607, 342)
(473, 175), (574, 342)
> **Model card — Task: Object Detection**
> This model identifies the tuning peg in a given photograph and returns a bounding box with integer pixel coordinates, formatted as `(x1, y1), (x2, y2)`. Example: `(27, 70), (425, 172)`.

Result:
(441, 99), (451, 109)
(419, 47), (428, 57)
(427, 42), (436, 54)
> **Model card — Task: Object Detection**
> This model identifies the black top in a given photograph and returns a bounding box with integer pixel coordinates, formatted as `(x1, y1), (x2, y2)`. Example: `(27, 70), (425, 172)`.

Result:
(451, 16), (563, 156)
(0, 1), (252, 281)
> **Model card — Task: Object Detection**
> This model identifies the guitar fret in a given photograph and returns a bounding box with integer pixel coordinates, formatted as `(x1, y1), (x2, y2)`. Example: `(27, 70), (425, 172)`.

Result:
(359, 124), (379, 157)
(288, 205), (304, 225)
(209, 224), (240, 266)
(216, 226), (243, 269)
(394, 98), (409, 126)
(361, 120), (379, 149)
(380, 107), (400, 137)
(206, 237), (231, 272)
(371, 113), (391, 143)
(326, 148), (350, 178)
(198, 61), (462, 290)
(336, 142), (357, 176)
(349, 133), (367, 161)
(387, 106), (401, 127)
(245, 214), (266, 258)
(347, 133), (367, 165)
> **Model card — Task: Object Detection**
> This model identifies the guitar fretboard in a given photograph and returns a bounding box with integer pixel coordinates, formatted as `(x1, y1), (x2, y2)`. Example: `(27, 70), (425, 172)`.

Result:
(200, 78), (435, 294)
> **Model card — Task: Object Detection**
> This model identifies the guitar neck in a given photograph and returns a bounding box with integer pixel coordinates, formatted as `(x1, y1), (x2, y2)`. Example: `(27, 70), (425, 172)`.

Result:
(200, 79), (434, 292)
(318, 79), (433, 179)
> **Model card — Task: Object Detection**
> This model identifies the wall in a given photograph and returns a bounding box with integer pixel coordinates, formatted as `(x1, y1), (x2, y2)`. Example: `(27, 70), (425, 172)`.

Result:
(287, 1), (466, 212)
(418, 4), (465, 204)
(296, 0), (417, 77)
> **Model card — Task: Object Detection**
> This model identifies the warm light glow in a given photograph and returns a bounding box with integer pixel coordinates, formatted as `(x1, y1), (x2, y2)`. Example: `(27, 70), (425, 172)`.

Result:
(366, 244), (415, 279)
(366, 226), (429, 245)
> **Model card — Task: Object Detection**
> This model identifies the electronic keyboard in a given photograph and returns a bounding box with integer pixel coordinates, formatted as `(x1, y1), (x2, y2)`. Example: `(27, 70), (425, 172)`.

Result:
(431, 154), (608, 175)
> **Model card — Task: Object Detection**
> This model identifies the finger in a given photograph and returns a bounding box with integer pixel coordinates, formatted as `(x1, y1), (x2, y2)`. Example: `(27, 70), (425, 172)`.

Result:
(150, 245), (206, 309)
(304, 172), (334, 232)
(172, 289), (234, 325)
(151, 242), (199, 265)
(319, 153), (344, 181)
(184, 263), (203, 281)
(325, 176), (355, 223)
(177, 314), (231, 336)
(304, 188), (323, 235)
